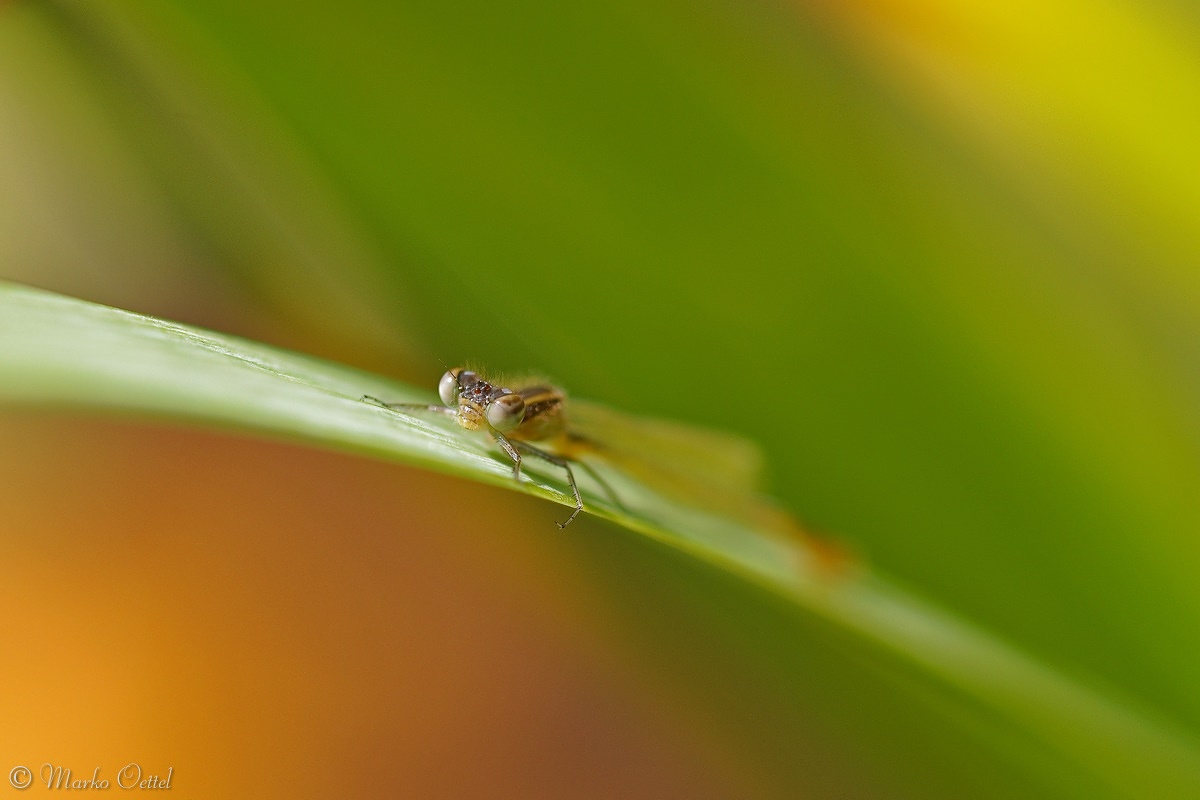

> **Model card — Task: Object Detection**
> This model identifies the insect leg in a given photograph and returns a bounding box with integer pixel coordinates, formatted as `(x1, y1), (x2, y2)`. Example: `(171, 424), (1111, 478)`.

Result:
(573, 459), (627, 513)
(491, 430), (523, 480)
(514, 441), (583, 529)
(361, 395), (453, 416)
(559, 432), (626, 512)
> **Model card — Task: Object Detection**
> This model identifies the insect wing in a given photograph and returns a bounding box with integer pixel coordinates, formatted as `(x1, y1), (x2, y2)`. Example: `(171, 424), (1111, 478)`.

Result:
(567, 398), (770, 519)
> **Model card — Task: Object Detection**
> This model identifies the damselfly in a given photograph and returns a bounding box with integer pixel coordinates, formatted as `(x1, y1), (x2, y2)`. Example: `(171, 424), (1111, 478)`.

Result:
(363, 368), (619, 527)
(363, 366), (782, 532)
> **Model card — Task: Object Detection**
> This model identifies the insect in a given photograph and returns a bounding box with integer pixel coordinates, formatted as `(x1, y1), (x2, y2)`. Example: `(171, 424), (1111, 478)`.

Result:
(362, 368), (620, 528)
(364, 368), (853, 575)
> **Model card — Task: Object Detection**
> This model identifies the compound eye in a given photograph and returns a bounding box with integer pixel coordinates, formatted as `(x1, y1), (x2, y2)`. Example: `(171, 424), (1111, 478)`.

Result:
(486, 393), (525, 432)
(438, 369), (461, 407)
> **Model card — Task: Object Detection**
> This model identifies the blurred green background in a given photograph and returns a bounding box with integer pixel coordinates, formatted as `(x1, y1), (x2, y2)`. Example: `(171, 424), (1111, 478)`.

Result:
(2, 0), (1199, 797)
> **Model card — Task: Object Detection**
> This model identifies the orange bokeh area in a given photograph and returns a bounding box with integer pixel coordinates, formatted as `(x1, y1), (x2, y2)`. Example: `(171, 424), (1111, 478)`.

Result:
(0, 413), (744, 799)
